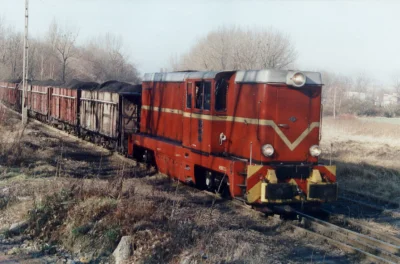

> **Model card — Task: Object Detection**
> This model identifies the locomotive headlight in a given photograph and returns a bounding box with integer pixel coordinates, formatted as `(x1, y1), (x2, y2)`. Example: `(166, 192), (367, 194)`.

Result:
(292, 72), (306, 87)
(309, 145), (322, 157)
(261, 144), (274, 157)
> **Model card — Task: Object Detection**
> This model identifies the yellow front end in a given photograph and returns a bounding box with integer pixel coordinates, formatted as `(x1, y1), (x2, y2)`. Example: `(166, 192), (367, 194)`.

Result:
(246, 165), (337, 204)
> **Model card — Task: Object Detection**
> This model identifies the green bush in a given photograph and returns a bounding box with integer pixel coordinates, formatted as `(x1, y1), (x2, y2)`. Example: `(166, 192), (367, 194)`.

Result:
(104, 227), (120, 243)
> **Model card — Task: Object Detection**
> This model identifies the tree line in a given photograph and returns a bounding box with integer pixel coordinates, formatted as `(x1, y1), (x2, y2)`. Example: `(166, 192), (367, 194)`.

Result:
(170, 26), (297, 71)
(0, 18), (140, 84)
(322, 72), (400, 118)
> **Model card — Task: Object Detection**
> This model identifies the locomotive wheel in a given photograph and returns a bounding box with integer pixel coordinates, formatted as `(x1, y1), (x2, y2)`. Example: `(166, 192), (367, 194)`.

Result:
(194, 166), (230, 196)
(205, 171), (216, 191)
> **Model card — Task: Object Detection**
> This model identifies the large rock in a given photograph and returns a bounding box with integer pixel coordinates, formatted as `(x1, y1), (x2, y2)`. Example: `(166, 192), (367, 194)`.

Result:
(9, 220), (29, 235)
(113, 236), (134, 264)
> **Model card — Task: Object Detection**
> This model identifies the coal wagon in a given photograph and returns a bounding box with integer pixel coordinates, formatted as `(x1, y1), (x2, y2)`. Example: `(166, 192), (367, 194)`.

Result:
(49, 80), (98, 133)
(80, 81), (142, 151)
(27, 80), (62, 122)
(0, 79), (22, 112)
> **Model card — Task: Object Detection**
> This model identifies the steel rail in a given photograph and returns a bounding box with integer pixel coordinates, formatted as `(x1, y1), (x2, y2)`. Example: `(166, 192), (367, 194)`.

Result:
(339, 195), (396, 212)
(290, 224), (397, 264)
(321, 208), (400, 247)
(294, 210), (400, 263)
(340, 189), (399, 209)
(291, 224), (396, 264)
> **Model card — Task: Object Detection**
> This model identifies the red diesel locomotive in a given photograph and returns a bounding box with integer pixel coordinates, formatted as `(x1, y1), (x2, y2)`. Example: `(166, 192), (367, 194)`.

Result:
(0, 69), (337, 208)
(129, 69), (337, 206)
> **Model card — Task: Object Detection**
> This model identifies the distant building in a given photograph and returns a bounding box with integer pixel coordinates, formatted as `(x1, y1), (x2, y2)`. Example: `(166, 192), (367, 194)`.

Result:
(344, 91), (367, 101)
(382, 93), (400, 106)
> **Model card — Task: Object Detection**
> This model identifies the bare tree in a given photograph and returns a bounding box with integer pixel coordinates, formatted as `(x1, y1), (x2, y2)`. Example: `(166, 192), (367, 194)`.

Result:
(81, 33), (140, 83)
(353, 73), (371, 93)
(48, 20), (79, 82)
(5, 28), (23, 79)
(0, 16), (6, 65)
(321, 71), (352, 118)
(169, 53), (180, 71)
(0, 18), (139, 84)
(391, 73), (400, 95)
(172, 26), (297, 71)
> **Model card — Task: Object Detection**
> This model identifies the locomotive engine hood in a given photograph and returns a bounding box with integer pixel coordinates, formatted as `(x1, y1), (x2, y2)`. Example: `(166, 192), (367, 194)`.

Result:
(226, 70), (323, 164)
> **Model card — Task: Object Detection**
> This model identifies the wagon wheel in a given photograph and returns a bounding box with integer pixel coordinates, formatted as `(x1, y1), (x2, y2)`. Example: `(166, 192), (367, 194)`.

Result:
(143, 150), (155, 169)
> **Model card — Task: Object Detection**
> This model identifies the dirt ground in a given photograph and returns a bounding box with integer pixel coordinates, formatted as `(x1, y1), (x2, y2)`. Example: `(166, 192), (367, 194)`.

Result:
(0, 108), (357, 263)
(321, 116), (400, 202)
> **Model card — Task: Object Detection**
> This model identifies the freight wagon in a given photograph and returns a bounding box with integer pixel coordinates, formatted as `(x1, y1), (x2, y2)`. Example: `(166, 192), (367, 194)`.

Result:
(49, 80), (98, 133)
(79, 81), (142, 151)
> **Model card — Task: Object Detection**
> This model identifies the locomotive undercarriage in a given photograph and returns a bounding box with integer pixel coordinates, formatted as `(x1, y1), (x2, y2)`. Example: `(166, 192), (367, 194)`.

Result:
(130, 139), (337, 212)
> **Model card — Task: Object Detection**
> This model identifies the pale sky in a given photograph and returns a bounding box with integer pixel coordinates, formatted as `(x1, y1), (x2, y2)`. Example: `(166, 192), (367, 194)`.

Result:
(1, 0), (399, 85)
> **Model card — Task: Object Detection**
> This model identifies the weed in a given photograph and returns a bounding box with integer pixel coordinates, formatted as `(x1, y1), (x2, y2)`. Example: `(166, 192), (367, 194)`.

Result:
(28, 189), (74, 240)
(72, 224), (92, 237)
(104, 226), (120, 244)
(1, 228), (11, 238)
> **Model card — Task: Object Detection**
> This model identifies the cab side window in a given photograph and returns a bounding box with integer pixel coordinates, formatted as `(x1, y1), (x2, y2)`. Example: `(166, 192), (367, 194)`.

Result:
(215, 79), (227, 111)
(194, 81), (211, 110)
(203, 82), (211, 110)
(186, 83), (192, 108)
(195, 82), (203, 109)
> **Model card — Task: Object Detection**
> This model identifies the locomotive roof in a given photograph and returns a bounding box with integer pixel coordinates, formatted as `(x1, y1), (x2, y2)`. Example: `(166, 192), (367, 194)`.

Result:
(143, 71), (221, 82)
(98, 80), (142, 94)
(143, 69), (322, 85)
(235, 70), (322, 85)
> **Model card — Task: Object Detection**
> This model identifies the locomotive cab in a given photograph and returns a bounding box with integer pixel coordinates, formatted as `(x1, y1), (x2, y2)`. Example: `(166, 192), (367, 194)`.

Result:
(182, 71), (235, 155)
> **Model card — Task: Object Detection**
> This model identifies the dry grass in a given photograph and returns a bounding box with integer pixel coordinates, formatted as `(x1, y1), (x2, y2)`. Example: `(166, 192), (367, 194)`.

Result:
(322, 117), (400, 148)
(321, 116), (400, 201)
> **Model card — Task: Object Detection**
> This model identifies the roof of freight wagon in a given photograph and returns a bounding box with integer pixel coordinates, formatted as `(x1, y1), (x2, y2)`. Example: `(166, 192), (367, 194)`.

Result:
(118, 84), (142, 95)
(98, 80), (141, 94)
(66, 79), (99, 90)
(31, 80), (65, 86)
(4, 78), (22, 84)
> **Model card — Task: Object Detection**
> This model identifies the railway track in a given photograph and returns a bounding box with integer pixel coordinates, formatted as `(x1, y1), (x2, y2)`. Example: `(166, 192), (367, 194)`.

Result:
(292, 209), (400, 264)
(339, 189), (399, 212)
(194, 189), (400, 264)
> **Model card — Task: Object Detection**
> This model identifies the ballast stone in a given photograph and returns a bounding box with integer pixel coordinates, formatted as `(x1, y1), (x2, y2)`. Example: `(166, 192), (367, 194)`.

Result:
(9, 220), (29, 234)
(113, 236), (134, 264)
